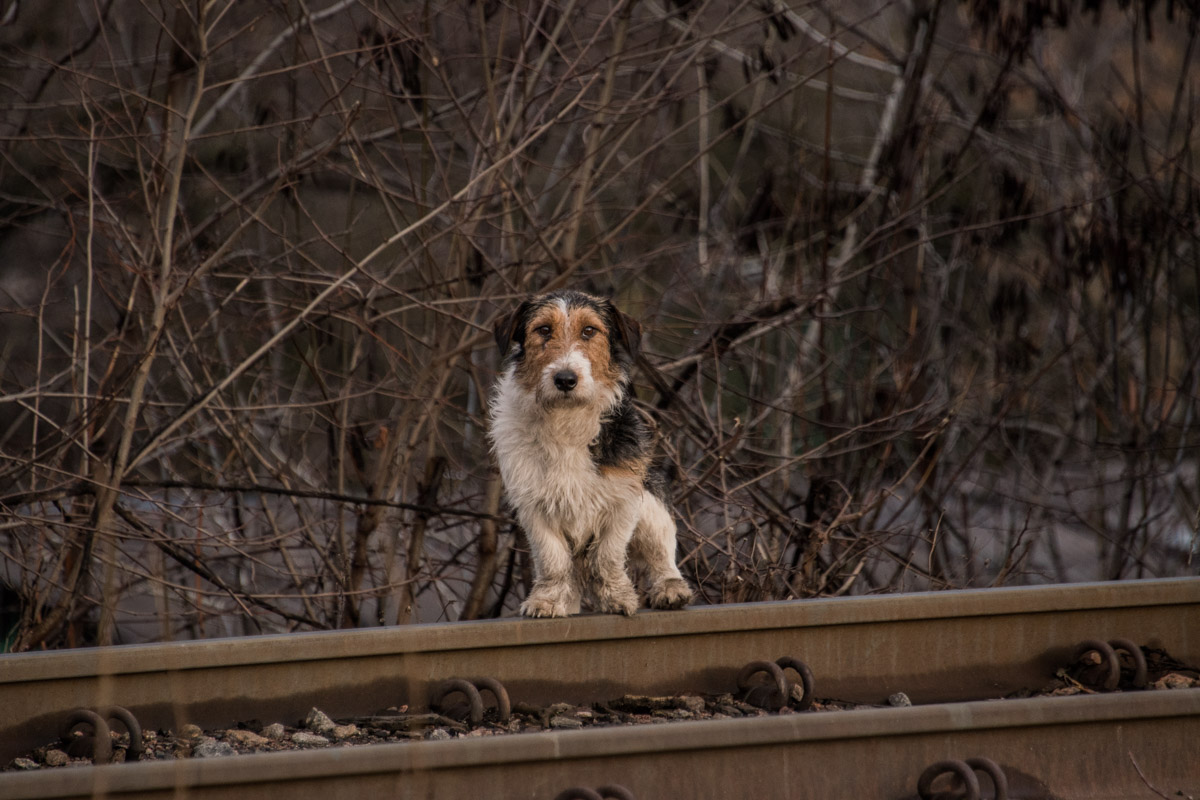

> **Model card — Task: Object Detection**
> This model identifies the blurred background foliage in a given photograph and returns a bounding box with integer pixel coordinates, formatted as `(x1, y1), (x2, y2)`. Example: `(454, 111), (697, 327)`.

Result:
(0, 0), (1196, 649)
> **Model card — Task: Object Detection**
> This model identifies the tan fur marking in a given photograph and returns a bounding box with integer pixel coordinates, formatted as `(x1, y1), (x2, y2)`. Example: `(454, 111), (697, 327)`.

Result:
(513, 306), (566, 393)
(513, 302), (623, 406)
(598, 454), (650, 482)
(569, 308), (620, 391)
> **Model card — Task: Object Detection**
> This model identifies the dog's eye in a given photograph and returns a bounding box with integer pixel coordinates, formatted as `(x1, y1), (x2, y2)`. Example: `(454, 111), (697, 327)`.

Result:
(581, 326), (598, 339)
(535, 325), (552, 338)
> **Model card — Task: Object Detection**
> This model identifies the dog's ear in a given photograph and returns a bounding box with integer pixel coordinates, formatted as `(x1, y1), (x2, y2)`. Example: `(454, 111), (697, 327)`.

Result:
(611, 308), (642, 361)
(493, 299), (531, 357)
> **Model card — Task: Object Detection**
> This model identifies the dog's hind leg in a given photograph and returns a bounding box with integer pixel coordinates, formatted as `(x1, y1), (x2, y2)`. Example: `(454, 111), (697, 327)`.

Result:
(631, 492), (694, 610)
(521, 520), (581, 618)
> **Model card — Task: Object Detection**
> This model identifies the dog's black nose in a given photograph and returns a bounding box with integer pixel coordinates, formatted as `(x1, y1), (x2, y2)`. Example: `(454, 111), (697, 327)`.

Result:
(553, 370), (578, 392)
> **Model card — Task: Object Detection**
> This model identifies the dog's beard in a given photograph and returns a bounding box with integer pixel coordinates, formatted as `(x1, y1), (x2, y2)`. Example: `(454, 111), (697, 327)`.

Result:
(535, 373), (625, 414)
(538, 385), (593, 408)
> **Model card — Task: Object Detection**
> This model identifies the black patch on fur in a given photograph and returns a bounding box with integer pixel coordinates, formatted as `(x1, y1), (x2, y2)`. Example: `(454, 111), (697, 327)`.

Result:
(644, 461), (675, 502)
(589, 388), (650, 469)
(494, 296), (549, 365)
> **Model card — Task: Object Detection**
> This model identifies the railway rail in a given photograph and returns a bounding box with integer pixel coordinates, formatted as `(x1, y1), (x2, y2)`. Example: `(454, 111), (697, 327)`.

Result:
(1, 577), (1197, 798)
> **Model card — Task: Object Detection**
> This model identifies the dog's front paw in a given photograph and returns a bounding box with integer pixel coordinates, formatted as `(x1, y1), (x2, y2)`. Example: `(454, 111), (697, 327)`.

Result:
(520, 588), (572, 618)
(595, 581), (640, 616)
(647, 577), (693, 610)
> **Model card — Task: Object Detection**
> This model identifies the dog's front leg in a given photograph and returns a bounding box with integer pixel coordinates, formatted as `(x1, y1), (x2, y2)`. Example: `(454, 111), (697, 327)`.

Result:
(520, 519), (581, 618)
(584, 511), (640, 616)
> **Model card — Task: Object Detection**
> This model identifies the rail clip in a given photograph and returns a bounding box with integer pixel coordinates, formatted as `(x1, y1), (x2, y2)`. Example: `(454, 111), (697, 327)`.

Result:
(1072, 638), (1148, 691)
(917, 757), (1008, 800)
(59, 706), (144, 764)
(737, 656), (815, 711)
(430, 677), (512, 725)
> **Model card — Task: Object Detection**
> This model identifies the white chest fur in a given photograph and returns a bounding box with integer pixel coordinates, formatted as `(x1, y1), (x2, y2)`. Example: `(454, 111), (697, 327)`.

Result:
(489, 372), (639, 547)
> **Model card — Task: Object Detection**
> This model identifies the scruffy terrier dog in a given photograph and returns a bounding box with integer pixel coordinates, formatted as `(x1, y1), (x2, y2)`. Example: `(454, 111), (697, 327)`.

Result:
(489, 290), (694, 617)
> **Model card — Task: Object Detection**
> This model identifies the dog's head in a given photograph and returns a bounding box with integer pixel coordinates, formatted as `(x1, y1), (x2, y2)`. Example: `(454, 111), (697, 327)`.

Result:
(493, 290), (642, 408)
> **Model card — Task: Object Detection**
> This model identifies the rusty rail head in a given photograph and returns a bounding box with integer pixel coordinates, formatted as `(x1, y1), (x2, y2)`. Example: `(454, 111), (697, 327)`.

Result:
(0, 578), (1196, 765)
(4, 579), (1195, 685)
